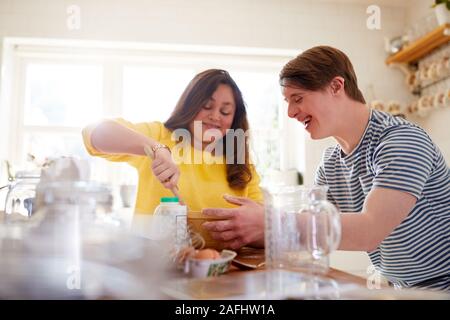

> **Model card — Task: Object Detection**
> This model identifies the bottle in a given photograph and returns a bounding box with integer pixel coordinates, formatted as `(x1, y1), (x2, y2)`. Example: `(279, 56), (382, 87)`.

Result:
(152, 197), (188, 253)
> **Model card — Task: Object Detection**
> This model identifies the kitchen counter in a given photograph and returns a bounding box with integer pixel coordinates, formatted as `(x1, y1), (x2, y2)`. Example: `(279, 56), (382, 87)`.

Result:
(160, 247), (449, 300)
(1, 212), (447, 300)
(161, 263), (449, 300)
(229, 247), (368, 286)
(159, 247), (376, 300)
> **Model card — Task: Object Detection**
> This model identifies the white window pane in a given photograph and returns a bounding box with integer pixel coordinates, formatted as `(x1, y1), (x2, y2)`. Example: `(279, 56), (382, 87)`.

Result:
(231, 71), (281, 130)
(230, 71), (282, 178)
(23, 132), (88, 161)
(24, 64), (103, 127)
(122, 66), (195, 123)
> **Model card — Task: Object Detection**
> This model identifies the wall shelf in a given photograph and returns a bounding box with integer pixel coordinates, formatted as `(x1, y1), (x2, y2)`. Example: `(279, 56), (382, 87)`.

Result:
(386, 24), (450, 65)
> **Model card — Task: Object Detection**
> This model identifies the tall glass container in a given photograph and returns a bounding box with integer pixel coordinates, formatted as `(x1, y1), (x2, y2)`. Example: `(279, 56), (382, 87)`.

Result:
(264, 185), (341, 275)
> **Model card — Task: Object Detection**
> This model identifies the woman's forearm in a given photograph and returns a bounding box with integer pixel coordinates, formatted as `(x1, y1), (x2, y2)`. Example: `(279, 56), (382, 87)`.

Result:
(88, 120), (158, 155)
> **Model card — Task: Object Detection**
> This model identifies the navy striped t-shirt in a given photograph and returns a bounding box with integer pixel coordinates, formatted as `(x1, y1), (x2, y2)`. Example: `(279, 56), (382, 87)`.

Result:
(315, 109), (449, 291)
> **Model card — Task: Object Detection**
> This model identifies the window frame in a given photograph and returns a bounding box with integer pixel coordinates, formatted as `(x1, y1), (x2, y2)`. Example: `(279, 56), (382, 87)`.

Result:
(1, 37), (303, 184)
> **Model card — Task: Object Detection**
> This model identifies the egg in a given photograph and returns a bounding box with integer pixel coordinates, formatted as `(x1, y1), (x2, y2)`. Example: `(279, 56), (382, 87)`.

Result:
(194, 248), (221, 260)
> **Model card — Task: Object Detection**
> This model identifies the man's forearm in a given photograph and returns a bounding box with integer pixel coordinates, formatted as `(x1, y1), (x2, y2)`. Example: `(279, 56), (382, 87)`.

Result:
(339, 213), (380, 251)
(338, 188), (416, 252)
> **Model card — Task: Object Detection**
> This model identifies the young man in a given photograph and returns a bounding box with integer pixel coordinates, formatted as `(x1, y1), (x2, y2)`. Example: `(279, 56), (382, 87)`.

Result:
(203, 46), (448, 291)
(278, 46), (449, 290)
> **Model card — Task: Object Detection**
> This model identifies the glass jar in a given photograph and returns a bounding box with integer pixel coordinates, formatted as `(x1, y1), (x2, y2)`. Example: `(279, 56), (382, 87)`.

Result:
(29, 181), (115, 259)
(4, 172), (41, 221)
(0, 180), (168, 299)
(151, 197), (188, 254)
(263, 185), (341, 275)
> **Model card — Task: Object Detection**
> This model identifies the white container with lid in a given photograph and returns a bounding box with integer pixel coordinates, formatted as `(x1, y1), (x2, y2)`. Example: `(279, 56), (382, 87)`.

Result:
(151, 197), (188, 252)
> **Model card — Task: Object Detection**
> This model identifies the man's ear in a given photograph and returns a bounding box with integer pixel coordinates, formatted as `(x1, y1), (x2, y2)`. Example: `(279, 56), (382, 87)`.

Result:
(330, 76), (345, 95)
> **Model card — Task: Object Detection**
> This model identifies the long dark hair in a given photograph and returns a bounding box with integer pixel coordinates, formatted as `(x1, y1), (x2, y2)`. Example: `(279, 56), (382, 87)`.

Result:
(164, 69), (252, 189)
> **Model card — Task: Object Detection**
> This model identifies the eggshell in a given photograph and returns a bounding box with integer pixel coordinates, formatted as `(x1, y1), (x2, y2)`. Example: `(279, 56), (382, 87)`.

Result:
(194, 248), (220, 260)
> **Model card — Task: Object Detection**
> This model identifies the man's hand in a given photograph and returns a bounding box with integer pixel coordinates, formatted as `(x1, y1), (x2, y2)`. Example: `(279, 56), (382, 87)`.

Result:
(202, 195), (264, 250)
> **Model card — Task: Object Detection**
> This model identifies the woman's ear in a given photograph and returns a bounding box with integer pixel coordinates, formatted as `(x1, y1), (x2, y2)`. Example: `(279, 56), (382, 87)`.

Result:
(330, 76), (345, 95)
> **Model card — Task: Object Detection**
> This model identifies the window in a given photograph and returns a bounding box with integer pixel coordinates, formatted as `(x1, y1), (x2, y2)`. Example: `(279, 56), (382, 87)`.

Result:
(3, 39), (299, 188)
(122, 66), (195, 123)
(24, 64), (103, 127)
(20, 63), (102, 161)
(230, 71), (282, 179)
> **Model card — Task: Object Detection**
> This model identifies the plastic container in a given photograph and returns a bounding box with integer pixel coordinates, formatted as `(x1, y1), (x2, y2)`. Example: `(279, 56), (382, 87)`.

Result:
(152, 197), (188, 252)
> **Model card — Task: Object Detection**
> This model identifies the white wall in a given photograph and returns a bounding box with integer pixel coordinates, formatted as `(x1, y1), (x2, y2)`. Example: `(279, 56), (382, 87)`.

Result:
(407, 0), (434, 22)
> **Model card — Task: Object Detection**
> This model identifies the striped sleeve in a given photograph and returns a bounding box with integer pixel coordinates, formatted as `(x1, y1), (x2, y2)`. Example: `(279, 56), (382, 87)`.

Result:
(314, 148), (337, 205)
(314, 147), (335, 186)
(371, 126), (435, 199)
(314, 164), (327, 186)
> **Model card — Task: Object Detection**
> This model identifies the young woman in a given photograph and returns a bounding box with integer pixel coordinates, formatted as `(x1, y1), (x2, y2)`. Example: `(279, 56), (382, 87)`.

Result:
(82, 69), (264, 249)
(279, 46), (449, 291)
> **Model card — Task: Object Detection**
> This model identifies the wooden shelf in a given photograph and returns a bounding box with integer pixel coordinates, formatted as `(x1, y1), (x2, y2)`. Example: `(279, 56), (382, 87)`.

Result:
(386, 24), (450, 65)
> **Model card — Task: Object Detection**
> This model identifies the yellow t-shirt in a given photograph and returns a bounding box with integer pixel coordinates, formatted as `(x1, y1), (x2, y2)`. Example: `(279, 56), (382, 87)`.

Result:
(82, 119), (263, 214)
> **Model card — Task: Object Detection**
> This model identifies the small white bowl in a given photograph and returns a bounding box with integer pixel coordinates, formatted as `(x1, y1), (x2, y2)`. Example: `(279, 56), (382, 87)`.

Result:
(185, 250), (237, 278)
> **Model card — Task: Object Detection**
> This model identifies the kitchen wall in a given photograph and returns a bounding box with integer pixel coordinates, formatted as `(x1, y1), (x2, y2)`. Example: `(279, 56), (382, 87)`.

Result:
(407, 0), (437, 28)
(1, 0), (441, 277)
(406, 0), (450, 162)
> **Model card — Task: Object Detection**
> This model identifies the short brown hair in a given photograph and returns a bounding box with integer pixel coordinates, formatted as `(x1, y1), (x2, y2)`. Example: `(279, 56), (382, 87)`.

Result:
(164, 69), (252, 190)
(279, 46), (365, 103)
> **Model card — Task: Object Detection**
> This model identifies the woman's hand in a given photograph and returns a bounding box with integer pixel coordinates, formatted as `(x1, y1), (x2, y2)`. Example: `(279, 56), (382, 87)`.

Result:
(150, 147), (180, 191)
(202, 195), (265, 250)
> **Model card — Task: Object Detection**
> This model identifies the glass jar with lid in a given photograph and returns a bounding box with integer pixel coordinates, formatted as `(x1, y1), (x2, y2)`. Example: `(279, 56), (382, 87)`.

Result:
(4, 171), (41, 221)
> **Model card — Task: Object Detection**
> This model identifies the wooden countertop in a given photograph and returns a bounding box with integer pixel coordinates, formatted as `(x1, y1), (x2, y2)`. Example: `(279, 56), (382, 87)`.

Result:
(162, 256), (450, 300)
(227, 265), (368, 287)
(160, 247), (374, 299)
(229, 247), (368, 287)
